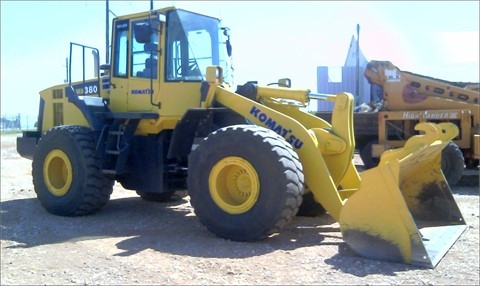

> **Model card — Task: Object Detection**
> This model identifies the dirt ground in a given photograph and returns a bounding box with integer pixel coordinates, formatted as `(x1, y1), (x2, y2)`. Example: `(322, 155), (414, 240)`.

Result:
(1, 133), (479, 285)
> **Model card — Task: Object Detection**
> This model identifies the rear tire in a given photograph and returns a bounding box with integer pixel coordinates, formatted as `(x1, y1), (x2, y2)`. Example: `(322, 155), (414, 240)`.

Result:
(297, 192), (325, 217)
(359, 140), (380, 169)
(441, 142), (465, 187)
(188, 125), (304, 241)
(32, 126), (113, 216)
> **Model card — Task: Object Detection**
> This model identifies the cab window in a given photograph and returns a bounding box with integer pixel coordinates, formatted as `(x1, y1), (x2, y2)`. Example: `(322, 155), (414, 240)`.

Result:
(131, 19), (159, 79)
(113, 20), (128, 77)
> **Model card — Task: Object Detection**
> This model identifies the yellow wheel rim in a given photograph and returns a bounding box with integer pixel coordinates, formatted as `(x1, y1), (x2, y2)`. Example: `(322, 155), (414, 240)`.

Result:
(209, 156), (260, 214)
(43, 150), (73, 196)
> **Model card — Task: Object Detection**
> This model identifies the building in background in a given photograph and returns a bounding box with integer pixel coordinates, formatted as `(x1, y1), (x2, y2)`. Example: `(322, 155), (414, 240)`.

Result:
(314, 36), (373, 112)
(0, 114), (36, 131)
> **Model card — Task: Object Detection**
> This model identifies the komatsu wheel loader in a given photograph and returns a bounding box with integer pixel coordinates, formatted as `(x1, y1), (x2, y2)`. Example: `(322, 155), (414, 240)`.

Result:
(16, 7), (466, 268)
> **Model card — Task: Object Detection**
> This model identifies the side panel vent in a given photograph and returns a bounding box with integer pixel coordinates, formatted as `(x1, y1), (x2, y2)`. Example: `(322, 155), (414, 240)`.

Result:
(53, 89), (63, 99)
(53, 103), (64, 126)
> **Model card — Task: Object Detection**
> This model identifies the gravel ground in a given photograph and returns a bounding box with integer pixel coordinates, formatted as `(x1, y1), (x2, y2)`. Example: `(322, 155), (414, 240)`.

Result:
(1, 133), (479, 285)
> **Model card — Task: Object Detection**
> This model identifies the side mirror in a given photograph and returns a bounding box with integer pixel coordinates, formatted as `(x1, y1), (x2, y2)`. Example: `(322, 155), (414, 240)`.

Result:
(134, 23), (152, 44)
(222, 27), (232, 57)
(226, 39), (232, 57)
(222, 27), (230, 37)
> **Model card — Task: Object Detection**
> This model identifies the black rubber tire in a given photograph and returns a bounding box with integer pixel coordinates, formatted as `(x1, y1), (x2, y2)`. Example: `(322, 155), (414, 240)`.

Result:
(188, 124), (304, 241)
(135, 191), (175, 202)
(359, 140), (380, 169)
(297, 192), (326, 217)
(32, 125), (114, 216)
(441, 141), (465, 187)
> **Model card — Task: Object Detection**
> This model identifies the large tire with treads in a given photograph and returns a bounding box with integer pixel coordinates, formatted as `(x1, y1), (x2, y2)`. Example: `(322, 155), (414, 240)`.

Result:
(441, 141), (465, 187)
(32, 125), (114, 216)
(188, 124), (304, 241)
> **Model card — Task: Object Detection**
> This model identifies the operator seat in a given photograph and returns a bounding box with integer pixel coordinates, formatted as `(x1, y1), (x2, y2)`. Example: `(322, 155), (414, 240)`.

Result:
(138, 43), (158, 78)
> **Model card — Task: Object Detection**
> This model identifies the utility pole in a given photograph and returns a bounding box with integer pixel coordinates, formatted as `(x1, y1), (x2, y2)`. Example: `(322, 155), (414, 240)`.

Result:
(106, 0), (110, 64)
(355, 23), (360, 106)
(150, 0), (153, 10)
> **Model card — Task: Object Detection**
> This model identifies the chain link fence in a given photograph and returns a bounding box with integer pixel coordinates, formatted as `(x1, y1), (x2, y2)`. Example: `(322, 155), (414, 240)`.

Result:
(1, 114), (37, 132)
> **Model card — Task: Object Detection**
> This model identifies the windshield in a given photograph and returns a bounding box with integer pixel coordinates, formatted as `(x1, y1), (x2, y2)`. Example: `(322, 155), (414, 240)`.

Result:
(165, 9), (232, 84)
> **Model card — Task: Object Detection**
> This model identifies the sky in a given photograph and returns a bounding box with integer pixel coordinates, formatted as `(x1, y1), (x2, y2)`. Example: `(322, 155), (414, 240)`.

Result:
(1, 0), (479, 117)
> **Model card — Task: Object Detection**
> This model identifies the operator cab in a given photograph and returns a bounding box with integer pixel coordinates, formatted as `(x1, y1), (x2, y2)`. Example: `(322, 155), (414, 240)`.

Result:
(109, 7), (233, 112)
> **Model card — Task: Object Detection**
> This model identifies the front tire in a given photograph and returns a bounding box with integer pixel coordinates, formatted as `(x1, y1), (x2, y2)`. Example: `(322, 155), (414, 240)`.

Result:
(32, 126), (113, 216)
(188, 125), (304, 241)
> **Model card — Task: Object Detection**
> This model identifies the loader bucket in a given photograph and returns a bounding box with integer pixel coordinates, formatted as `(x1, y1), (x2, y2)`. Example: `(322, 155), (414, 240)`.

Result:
(339, 122), (466, 268)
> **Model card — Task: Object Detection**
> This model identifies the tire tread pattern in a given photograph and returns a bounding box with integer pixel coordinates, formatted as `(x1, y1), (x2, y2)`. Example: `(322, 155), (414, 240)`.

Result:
(441, 142), (465, 187)
(189, 124), (304, 241)
(33, 125), (113, 216)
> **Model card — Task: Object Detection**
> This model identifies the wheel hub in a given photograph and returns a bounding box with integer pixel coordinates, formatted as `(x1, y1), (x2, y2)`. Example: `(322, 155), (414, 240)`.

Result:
(43, 149), (73, 196)
(209, 156), (259, 214)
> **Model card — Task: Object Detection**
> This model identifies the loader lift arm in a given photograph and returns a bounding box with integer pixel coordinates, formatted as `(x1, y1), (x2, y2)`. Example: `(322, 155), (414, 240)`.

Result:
(202, 67), (360, 221)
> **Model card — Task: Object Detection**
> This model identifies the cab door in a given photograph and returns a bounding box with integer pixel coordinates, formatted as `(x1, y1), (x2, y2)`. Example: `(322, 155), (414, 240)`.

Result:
(128, 18), (161, 111)
(109, 18), (162, 112)
(109, 19), (130, 112)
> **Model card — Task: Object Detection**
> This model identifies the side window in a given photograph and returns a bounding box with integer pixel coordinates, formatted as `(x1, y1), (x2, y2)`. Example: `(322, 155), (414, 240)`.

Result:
(113, 20), (128, 77)
(166, 32), (207, 81)
(167, 38), (183, 80)
(187, 30), (211, 78)
(132, 19), (159, 79)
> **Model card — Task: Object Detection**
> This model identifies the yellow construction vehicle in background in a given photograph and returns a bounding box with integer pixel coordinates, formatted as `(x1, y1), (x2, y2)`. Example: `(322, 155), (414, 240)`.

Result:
(317, 61), (480, 187)
(17, 7), (466, 268)
(367, 61), (479, 186)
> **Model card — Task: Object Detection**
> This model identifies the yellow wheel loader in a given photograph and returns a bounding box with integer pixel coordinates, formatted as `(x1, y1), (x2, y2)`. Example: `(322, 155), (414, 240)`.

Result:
(16, 7), (466, 268)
